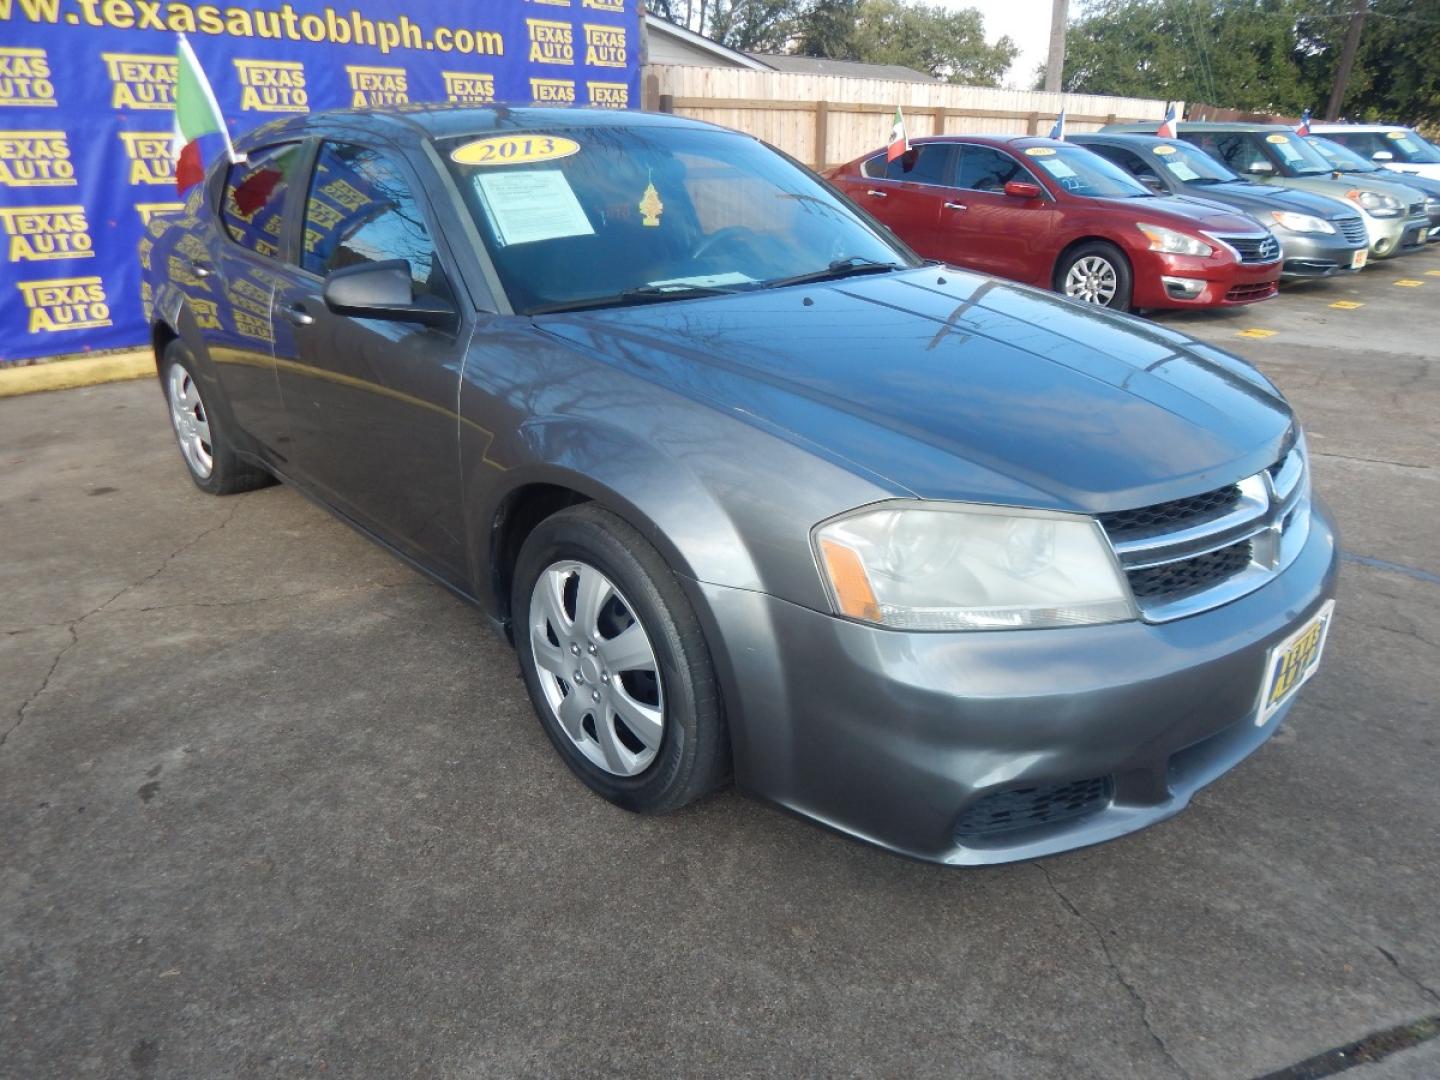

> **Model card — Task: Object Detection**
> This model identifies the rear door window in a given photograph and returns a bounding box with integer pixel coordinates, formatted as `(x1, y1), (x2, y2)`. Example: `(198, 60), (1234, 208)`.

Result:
(221, 143), (302, 259)
(863, 145), (955, 185)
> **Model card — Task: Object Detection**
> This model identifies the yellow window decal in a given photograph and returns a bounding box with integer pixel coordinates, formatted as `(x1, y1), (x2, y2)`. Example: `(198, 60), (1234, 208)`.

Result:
(1023, 146), (1056, 157)
(451, 135), (581, 166)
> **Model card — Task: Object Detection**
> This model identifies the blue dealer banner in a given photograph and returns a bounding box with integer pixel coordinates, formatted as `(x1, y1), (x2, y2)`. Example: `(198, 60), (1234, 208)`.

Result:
(0, 0), (640, 363)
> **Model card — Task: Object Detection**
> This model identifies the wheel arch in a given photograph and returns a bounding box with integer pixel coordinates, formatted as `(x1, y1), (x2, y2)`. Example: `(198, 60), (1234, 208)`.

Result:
(1051, 234), (1131, 291)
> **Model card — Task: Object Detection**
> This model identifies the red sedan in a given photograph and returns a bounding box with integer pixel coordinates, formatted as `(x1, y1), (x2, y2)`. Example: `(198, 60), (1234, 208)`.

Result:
(827, 135), (1282, 311)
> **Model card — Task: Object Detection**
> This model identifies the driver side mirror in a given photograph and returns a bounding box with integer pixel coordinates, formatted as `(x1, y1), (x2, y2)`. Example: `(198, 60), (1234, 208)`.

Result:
(1135, 172), (1166, 192)
(1372, 150), (1394, 162)
(1244, 160), (1275, 175)
(323, 259), (455, 328)
(1003, 180), (1043, 200)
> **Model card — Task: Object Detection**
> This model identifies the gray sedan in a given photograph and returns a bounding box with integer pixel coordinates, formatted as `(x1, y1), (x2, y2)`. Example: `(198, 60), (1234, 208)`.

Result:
(1071, 132), (1371, 277)
(143, 106), (1339, 865)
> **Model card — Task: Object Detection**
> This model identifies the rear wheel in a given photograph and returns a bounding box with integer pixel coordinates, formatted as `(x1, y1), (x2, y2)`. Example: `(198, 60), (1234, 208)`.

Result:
(1056, 241), (1133, 312)
(512, 503), (728, 813)
(161, 339), (271, 495)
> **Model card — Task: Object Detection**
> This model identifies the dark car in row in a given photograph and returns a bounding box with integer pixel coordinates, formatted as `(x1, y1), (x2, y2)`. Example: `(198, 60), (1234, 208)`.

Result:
(1069, 133), (1370, 278)
(827, 135), (1283, 312)
(1105, 121), (1432, 259)
(143, 106), (1337, 865)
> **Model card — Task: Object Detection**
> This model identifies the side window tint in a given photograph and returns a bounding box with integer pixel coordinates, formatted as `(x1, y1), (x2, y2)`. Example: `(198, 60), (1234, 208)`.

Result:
(882, 145), (952, 184)
(860, 153), (888, 179)
(301, 141), (444, 298)
(1099, 146), (1148, 177)
(222, 143), (302, 259)
(955, 147), (1025, 192)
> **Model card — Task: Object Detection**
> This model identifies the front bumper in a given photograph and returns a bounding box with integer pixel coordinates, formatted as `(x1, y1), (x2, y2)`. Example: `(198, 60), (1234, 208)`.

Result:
(1274, 231), (1368, 278)
(690, 497), (1339, 866)
(1367, 213), (1430, 257)
(1132, 251), (1280, 308)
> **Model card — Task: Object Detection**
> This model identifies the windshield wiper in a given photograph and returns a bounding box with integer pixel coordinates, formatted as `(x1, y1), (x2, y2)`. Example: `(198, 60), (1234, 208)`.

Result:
(527, 283), (740, 315)
(761, 256), (903, 290)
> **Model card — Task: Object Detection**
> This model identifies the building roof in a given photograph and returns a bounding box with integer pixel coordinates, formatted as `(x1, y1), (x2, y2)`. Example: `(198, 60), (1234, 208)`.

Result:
(744, 53), (937, 83)
(643, 13), (769, 70)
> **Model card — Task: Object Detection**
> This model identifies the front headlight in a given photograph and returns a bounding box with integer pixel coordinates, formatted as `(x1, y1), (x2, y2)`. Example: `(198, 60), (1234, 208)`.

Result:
(1271, 211), (1335, 234)
(813, 503), (1136, 631)
(1136, 223), (1214, 257)
(1348, 189), (1402, 218)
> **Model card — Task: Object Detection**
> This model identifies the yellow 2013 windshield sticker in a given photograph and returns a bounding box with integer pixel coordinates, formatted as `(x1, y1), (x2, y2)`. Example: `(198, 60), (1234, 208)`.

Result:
(1024, 146), (1056, 156)
(451, 135), (581, 166)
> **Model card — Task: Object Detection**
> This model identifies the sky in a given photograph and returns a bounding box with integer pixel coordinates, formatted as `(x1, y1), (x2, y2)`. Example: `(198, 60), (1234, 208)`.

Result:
(938, 0), (1058, 90)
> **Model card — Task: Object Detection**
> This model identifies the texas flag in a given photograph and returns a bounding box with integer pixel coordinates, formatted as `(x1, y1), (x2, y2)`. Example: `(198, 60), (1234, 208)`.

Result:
(886, 106), (910, 163)
(1296, 108), (1312, 137)
(1157, 103), (1178, 139)
(172, 34), (238, 194)
(1049, 110), (1066, 140)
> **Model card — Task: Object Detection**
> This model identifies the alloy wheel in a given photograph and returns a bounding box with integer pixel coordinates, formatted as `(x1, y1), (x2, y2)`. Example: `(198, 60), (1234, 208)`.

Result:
(528, 560), (665, 777)
(166, 362), (214, 479)
(1063, 256), (1119, 306)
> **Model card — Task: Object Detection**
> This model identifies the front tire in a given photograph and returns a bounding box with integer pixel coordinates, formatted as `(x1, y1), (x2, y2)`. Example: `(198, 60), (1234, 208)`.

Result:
(512, 503), (729, 813)
(161, 339), (271, 496)
(1056, 241), (1134, 312)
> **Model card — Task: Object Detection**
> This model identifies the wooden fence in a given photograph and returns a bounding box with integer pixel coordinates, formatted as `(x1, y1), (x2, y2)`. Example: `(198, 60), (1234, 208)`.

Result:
(643, 65), (1177, 171)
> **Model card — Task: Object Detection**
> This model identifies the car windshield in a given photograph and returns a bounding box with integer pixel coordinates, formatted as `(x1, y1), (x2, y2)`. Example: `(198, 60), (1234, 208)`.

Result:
(1260, 131), (1335, 175)
(1380, 130), (1440, 163)
(1151, 141), (1240, 183)
(441, 126), (914, 314)
(1305, 136), (1380, 173)
(1026, 145), (1154, 197)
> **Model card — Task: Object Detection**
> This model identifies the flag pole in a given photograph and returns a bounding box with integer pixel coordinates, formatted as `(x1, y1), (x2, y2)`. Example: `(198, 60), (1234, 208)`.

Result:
(177, 32), (241, 164)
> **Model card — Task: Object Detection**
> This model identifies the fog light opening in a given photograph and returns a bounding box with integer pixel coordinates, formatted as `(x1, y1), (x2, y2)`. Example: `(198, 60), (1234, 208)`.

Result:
(1161, 275), (1206, 300)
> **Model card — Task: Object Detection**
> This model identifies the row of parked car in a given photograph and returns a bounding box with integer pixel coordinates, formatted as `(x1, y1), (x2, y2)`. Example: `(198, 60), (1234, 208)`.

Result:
(825, 121), (1440, 313)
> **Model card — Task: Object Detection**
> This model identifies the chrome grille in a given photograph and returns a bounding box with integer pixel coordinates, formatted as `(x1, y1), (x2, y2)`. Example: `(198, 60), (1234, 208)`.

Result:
(1100, 443), (1311, 622)
(1216, 233), (1282, 263)
(1338, 216), (1367, 244)
(1098, 485), (1239, 541)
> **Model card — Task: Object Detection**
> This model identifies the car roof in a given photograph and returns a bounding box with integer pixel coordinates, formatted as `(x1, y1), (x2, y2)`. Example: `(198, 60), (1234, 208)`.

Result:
(1070, 133), (1182, 149)
(1106, 121), (1292, 133)
(1309, 122), (1414, 133)
(238, 104), (724, 147)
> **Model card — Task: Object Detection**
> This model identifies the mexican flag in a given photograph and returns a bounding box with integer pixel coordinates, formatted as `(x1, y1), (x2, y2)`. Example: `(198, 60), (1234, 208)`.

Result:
(173, 34), (235, 194)
(886, 106), (909, 163)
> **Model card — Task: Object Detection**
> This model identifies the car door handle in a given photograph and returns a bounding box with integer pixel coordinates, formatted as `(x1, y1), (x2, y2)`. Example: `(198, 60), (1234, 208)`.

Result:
(865, 189), (888, 198)
(944, 201), (968, 212)
(183, 257), (213, 278)
(279, 303), (314, 327)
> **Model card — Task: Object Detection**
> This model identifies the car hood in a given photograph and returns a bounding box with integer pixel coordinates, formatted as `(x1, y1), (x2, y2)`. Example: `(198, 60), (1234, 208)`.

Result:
(1350, 169), (1440, 198)
(534, 269), (1293, 513)
(1175, 181), (1357, 220)
(1085, 195), (1262, 233)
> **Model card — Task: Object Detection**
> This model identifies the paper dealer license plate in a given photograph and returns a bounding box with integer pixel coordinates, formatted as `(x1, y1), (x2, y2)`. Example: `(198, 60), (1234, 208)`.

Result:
(1258, 599), (1335, 725)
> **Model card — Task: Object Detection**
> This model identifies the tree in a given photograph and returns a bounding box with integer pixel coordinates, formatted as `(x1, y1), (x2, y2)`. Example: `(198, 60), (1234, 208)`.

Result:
(816, 0), (1019, 84)
(1060, 0), (1310, 111)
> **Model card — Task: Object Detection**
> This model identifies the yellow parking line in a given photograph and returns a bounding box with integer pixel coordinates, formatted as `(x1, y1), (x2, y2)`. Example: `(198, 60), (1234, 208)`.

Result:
(1236, 328), (1278, 339)
(1394, 279), (1425, 287)
(1426, 270), (1440, 277)
(1329, 300), (1364, 310)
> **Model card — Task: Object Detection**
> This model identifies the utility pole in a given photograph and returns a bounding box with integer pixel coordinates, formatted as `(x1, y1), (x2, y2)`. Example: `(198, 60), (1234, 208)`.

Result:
(1325, 0), (1368, 121)
(1044, 0), (1068, 93)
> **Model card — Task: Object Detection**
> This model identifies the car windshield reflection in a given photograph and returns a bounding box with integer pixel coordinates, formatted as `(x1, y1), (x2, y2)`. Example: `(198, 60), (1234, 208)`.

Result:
(442, 126), (916, 315)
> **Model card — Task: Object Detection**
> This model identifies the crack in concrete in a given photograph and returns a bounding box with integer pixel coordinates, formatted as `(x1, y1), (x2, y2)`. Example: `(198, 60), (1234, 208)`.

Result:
(2, 502), (242, 751)
(1375, 944), (1440, 1006)
(1034, 862), (1192, 1080)
(1312, 451), (1430, 471)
